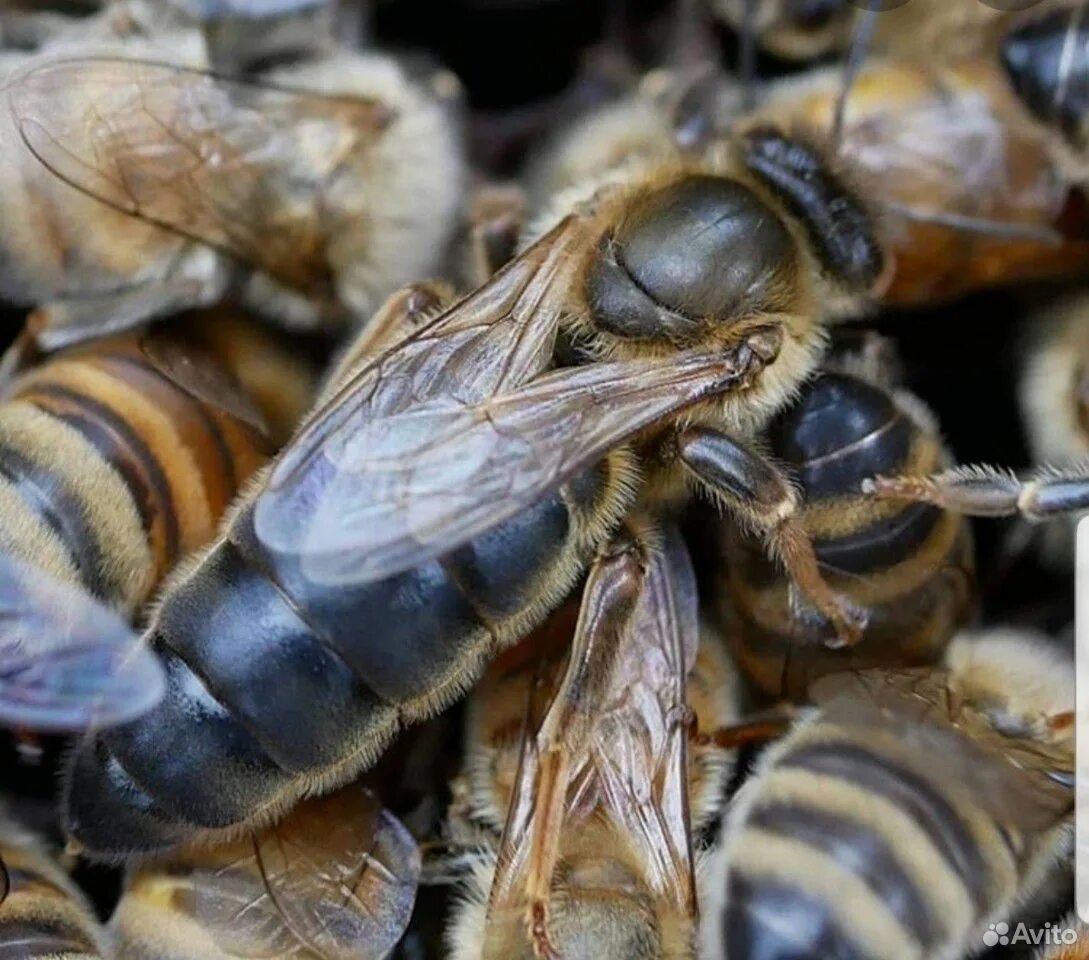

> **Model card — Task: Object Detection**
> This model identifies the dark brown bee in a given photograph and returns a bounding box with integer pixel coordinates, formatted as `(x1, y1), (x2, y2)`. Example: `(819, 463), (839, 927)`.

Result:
(718, 365), (975, 702)
(701, 628), (1075, 960)
(0, 810), (109, 960)
(62, 122), (886, 861)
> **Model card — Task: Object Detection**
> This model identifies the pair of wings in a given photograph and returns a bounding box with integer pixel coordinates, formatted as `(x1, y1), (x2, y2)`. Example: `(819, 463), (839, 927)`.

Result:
(487, 527), (701, 920)
(253, 218), (771, 585)
(121, 785), (420, 960)
(6, 56), (390, 295)
(810, 667), (1075, 836)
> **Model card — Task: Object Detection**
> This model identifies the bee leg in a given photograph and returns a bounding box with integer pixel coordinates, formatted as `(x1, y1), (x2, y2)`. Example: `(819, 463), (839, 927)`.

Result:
(863, 462), (1089, 520)
(678, 426), (867, 648)
(695, 702), (799, 749)
(486, 527), (649, 956)
(469, 185), (527, 284)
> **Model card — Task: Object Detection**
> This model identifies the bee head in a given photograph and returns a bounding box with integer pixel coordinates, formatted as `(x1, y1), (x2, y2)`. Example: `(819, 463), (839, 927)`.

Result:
(585, 174), (796, 344)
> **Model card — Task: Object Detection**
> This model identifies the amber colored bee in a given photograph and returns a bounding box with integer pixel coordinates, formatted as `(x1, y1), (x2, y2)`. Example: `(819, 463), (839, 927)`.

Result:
(0, 46), (464, 350)
(63, 116), (888, 860)
(754, 56), (1089, 307)
(717, 362), (975, 702)
(702, 628), (1074, 960)
(0, 810), (109, 959)
(445, 529), (738, 959)
(111, 784), (420, 960)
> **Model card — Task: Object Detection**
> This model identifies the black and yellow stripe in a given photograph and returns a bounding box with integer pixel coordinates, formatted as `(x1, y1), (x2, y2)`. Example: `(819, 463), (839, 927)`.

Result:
(717, 372), (975, 700)
(0, 323), (301, 617)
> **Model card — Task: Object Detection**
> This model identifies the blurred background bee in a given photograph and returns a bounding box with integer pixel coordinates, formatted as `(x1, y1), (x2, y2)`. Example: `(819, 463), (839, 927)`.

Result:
(0, 36), (465, 351)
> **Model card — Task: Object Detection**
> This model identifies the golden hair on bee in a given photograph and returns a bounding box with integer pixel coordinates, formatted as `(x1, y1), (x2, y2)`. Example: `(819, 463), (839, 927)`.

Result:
(0, 808), (109, 960)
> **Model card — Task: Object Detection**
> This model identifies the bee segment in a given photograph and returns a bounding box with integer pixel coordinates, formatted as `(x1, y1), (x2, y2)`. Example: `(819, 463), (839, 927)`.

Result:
(1003, 8), (1089, 151)
(740, 128), (884, 292)
(585, 175), (795, 343)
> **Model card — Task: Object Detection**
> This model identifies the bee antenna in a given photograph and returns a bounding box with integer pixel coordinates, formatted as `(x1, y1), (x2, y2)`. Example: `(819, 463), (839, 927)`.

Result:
(831, 2), (879, 150)
(881, 201), (1065, 245)
(740, 0), (759, 111)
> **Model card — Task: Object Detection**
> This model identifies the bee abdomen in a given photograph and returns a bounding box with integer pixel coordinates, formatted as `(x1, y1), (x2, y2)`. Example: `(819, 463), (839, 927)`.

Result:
(65, 461), (623, 856)
(719, 728), (1016, 960)
(1, 339), (267, 611)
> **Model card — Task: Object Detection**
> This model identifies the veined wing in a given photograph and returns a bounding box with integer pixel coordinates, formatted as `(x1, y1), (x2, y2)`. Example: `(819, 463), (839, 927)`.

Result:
(8, 56), (390, 295)
(255, 222), (775, 584)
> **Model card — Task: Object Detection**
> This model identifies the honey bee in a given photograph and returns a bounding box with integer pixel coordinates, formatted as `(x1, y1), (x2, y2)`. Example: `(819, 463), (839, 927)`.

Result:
(708, 0), (1057, 65)
(111, 783), (421, 960)
(754, 55), (1089, 306)
(0, 809), (109, 959)
(0, 46), (465, 351)
(446, 526), (737, 959)
(1002, 0), (1089, 182)
(0, 321), (295, 618)
(717, 360), (976, 702)
(701, 627), (1075, 960)
(63, 119), (887, 860)
(1018, 290), (1089, 566)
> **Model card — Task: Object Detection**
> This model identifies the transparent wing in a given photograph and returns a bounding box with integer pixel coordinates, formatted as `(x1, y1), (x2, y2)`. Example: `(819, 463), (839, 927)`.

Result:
(0, 553), (165, 732)
(811, 668), (1074, 834)
(255, 222), (772, 585)
(8, 57), (390, 295)
(183, 786), (420, 960)
(488, 526), (700, 920)
(585, 527), (699, 905)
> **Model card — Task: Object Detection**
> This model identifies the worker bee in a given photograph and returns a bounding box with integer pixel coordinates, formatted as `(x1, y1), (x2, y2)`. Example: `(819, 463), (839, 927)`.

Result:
(446, 526), (737, 959)
(0, 45), (465, 351)
(701, 627), (1075, 960)
(63, 117), (887, 860)
(1017, 290), (1089, 567)
(717, 359), (975, 702)
(754, 55), (1089, 306)
(0, 809), (109, 960)
(708, 0), (1056, 65)
(0, 319), (302, 618)
(1002, 0), (1089, 182)
(111, 783), (420, 960)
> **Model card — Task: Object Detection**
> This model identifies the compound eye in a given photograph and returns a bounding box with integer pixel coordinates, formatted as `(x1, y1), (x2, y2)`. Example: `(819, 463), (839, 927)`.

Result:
(607, 175), (795, 333)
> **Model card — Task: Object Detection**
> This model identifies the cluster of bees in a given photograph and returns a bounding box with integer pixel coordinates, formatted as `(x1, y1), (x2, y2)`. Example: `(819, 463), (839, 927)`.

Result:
(0, 0), (1087, 958)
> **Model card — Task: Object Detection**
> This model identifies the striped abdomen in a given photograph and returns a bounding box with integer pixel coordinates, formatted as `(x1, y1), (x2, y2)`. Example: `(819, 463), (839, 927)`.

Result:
(0, 334), (270, 615)
(712, 720), (1041, 960)
(0, 833), (105, 960)
(719, 372), (974, 700)
(64, 453), (632, 857)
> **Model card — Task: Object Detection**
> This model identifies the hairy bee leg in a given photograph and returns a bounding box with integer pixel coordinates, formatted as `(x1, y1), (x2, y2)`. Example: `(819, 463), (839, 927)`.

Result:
(487, 527), (649, 957)
(469, 185), (527, 284)
(863, 463), (1089, 520)
(678, 427), (866, 648)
